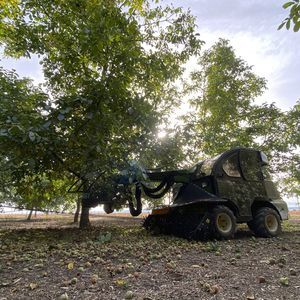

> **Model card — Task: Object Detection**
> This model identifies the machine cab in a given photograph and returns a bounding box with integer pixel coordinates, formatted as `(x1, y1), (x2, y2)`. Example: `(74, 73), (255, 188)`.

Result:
(194, 148), (277, 219)
(216, 148), (266, 180)
(196, 148), (268, 181)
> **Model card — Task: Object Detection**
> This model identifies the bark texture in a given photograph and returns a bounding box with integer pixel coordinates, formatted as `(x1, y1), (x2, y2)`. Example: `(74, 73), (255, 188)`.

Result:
(74, 197), (81, 223)
(79, 205), (90, 228)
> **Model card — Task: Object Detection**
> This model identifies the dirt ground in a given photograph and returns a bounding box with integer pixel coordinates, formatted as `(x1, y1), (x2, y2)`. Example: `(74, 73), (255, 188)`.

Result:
(0, 212), (299, 300)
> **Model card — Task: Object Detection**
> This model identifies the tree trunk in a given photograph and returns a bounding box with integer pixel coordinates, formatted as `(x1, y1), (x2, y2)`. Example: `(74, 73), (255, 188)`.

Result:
(79, 182), (91, 229)
(79, 205), (90, 228)
(74, 196), (81, 223)
(27, 208), (33, 221)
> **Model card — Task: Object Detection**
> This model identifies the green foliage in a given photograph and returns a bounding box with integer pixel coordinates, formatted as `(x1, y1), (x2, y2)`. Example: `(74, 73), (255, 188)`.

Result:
(0, 67), (51, 174)
(0, 0), (202, 93)
(276, 102), (300, 198)
(185, 39), (299, 197)
(0, 67), (61, 210)
(1, 0), (298, 213)
(95, 232), (112, 244)
(186, 39), (267, 157)
(279, 1), (300, 32)
(0, 0), (203, 213)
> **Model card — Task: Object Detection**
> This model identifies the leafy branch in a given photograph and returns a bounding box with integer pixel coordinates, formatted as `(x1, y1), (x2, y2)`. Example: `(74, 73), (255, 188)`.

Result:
(278, 0), (300, 32)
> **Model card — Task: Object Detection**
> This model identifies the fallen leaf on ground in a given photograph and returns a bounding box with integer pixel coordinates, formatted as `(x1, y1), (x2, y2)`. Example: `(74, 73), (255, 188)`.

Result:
(67, 262), (74, 270)
(29, 282), (37, 290)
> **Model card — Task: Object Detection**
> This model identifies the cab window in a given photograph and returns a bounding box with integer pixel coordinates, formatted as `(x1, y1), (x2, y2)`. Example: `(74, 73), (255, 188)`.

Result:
(200, 154), (222, 176)
(240, 150), (261, 181)
(222, 154), (241, 178)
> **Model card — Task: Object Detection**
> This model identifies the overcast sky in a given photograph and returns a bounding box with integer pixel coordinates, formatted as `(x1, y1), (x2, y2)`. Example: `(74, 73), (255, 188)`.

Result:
(170, 0), (300, 110)
(0, 0), (299, 111)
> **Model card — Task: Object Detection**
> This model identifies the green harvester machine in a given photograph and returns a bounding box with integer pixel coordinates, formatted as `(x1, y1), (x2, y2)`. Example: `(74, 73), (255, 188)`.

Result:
(104, 148), (288, 240)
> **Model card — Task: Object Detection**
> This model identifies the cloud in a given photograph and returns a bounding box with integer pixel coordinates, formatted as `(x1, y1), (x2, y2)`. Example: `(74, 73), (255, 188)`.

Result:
(0, 52), (44, 85)
(199, 30), (299, 109)
(180, 0), (285, 31)
(170, 0), (300, 110)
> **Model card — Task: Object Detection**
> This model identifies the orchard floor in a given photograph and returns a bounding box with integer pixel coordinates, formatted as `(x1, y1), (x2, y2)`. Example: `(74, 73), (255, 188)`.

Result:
(0, 212), (299, 300)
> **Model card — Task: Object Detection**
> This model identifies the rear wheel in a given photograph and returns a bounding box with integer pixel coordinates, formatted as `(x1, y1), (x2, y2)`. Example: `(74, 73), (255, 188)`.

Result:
(248, 207), (281, 237)
(210, 206), (236, 239)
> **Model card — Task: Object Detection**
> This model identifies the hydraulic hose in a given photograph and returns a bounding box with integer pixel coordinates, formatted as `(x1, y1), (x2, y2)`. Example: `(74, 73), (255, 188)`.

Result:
(141, 180), (167, 194)
(128, 180), (173, 216)
(142, 180), (173, 199)
(128, 184), (142, 216)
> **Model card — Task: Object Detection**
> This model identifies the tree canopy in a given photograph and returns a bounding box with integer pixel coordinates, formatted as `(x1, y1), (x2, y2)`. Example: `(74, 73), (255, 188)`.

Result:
(183, 39), (299, 199)
(0, 1), (299, 225)
(0, 0), (203, 226)
(186, 39), (267, 157)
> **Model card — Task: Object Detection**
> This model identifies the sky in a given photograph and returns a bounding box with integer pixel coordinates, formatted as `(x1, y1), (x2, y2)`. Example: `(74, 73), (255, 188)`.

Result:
(170, 0), (300, 110)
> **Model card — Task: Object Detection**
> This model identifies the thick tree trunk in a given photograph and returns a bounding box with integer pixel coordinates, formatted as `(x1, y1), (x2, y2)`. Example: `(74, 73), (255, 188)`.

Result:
(73, 197), (81, 223)
(27, 208), (33, 221)
(79, 205), (90, 228)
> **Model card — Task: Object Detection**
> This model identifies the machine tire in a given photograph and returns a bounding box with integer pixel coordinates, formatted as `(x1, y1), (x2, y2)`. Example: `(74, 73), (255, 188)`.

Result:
(210, 206), (236, 239)
(248, 207), (281, 237)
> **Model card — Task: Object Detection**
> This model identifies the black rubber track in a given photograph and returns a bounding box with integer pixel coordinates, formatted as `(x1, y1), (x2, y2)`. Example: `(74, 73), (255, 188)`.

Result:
(143, 212), (213, 240)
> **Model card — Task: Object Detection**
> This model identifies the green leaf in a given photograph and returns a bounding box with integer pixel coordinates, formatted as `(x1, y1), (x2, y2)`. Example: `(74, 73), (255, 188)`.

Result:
(57, 113), (65, 121)
(283, 2), (295, 9)
(286, 19), (291, 29)
(277, 22), (285, 30)
(60, 107), (71, 114)
(292, 14), (298, 24)
(28, 131), (35, 141)
(0, 129), (8, 136)
(43, 120), (51, 128)
(294, 22), (300, 31)
(96, 232), (112, 244)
